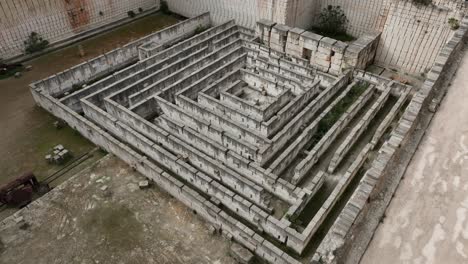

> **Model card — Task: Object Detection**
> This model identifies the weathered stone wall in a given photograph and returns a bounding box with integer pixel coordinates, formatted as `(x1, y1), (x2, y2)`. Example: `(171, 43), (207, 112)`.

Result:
(29, 87), (300, 264)
(2, 0), (465, 73)
(169, 0), (466, 73)
(167, 0), (466, 73)
(168, 0), (293, 29)
(256, 20), (381, 74)
(292, 83), (375, 184)
(312, 0), (466, 73)
(284, 0), (321, 29)
(328, 86), (391, 173)
(0, 0), (160, 59)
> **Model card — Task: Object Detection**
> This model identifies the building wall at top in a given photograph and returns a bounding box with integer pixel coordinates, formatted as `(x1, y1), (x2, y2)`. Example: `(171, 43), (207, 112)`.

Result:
(0, 0), (160, 59)
(284, 0), (321, 30)
(298, 0), (467, 73)
(372, 0), (465, 73)
(1, 0), (466, 74)
(168, 0), (294, 29)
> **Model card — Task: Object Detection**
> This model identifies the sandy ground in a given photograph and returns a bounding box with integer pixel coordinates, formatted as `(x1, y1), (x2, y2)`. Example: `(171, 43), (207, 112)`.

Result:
(0, 13), (179, 186)
(361, 52), (468, 263)
(0, 155), (235, 264)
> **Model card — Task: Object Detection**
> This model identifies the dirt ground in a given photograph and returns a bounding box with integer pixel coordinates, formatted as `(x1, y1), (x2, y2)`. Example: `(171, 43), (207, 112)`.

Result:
(0, 155), (235, 264)
(361, 51), (468, 263)
(0, 13), (179, 186)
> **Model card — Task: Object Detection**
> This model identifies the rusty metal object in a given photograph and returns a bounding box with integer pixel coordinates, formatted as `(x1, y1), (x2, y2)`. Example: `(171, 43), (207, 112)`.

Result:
(0, 172), (42, 207)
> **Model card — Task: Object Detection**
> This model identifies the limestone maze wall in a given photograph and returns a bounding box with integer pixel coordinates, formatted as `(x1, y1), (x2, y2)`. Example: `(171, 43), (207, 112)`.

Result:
(312, 15), (468, 264)
(30, 12), (422, 264)
(0, 0), (160, 59)
(256, 20), (381, 75)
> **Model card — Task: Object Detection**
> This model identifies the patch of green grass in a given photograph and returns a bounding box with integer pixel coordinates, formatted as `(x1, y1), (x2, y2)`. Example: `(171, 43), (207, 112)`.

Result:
(160, 0), (171, 14)
(412, 0), (432, 6)
(312, 82), (369, 145)
(0, 65), (24, 80)
(448, 18), (460, 30)
(0, 109), (98, 185)
(310, 27), (356, 42)
(24, 32), (49, 54)
(194, 25), (209, 34)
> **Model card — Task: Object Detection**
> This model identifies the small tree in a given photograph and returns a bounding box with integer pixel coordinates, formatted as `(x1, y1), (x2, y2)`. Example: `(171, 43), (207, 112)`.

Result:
(160, 0), (171, 15)
(24, 32), (49, 54)
(127, 10), (136, 18)
(194, 25), (207, 34)
(317, 5), (348, 36)
(412, 0), (432, 6)
(448, 18), (460, 30)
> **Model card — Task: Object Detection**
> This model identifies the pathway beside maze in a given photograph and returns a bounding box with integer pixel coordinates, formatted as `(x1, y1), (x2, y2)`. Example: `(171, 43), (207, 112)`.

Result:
(362, 48), (468, 264)
(0, 155), (236, 264)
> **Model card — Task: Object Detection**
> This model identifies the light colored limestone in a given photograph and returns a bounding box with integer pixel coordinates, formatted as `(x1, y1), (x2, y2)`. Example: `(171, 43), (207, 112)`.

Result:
(28, 10), (460, 264)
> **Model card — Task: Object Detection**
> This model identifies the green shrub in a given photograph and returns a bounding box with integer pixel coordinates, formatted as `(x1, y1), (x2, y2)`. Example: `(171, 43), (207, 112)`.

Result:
(194, 25), (207, 34)
(127, 10), (136, 18)
(412, 0), (432, 6)
(317, 5), (348, 36)
(312, 83), (369, 144)
(0, 58), (24, 80)
(24, 32), (49, 54)
(448, 18), (460, 30)
(160, 0), (171, 14)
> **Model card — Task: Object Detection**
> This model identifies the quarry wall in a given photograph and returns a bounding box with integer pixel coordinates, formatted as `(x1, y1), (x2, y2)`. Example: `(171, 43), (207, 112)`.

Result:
(307, 0), (466, 73)
(169, 0), (466, 73)
(168, 0), (466, 74)
(1, 0), (466, 74)
(0, 0), (160, 59)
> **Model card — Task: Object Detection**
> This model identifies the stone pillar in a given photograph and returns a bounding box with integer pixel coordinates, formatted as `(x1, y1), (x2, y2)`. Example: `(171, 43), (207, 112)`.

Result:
(343, 33), (381, 70)
(270, 24), (291, 53)
(314, 37), (336, 73)
(300, 31), (323, 65)
(329, 41), (348, 75)
(256, 19), (277, 45)
(285, 27), (305, 58)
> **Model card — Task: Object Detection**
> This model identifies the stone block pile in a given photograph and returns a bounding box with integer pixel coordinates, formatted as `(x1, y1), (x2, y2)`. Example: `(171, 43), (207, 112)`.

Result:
(45, 144), (71, 165)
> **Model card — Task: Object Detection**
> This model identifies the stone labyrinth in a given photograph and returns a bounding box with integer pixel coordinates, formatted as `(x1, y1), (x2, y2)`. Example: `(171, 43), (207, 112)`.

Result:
(31, 13), (417, 263)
